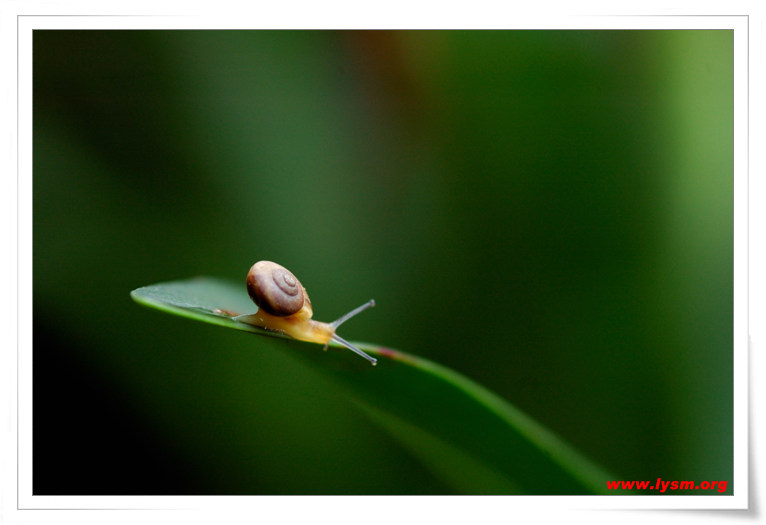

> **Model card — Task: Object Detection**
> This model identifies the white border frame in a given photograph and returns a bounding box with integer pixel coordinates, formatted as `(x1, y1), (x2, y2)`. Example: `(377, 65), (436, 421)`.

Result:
(4, 7), (756, 522)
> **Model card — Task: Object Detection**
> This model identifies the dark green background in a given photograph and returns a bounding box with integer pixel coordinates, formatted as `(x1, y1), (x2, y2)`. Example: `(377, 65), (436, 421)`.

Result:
(33, 30), (733, 494)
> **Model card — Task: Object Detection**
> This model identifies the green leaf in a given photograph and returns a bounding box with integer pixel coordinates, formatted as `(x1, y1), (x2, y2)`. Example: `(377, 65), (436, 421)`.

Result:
(131, 277), (614, 494)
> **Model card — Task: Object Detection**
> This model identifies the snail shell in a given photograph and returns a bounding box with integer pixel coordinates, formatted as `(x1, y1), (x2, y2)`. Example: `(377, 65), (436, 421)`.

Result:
(246, 261), (311, 316)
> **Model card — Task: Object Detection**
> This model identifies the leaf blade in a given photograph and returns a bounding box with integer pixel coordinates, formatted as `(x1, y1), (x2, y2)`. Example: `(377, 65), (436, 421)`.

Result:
(131, 277), (613, 494)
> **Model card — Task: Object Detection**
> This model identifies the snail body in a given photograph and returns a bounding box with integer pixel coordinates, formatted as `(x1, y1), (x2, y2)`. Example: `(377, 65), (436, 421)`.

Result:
(236, 261), (377, 365)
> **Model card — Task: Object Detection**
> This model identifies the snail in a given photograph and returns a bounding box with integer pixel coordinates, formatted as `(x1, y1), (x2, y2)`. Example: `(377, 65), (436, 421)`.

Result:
(234, 261), (377, 365)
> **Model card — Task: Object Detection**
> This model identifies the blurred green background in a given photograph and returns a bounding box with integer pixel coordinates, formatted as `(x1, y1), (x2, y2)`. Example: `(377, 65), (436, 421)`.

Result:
(33, 30), (733, 494)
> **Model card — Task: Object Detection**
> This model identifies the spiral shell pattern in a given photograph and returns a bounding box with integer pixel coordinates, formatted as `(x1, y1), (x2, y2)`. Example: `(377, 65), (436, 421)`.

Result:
(246, 261), (305, 316)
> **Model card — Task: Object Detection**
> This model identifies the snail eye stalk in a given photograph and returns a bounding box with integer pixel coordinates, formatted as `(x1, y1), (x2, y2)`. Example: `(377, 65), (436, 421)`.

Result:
(331, 299), (375, 329)
(329, 300), (377, 365)
(331, 333), (377, 365)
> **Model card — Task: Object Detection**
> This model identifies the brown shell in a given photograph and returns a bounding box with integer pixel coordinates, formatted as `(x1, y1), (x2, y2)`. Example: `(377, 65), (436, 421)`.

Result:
(246, 261), (306, 316)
